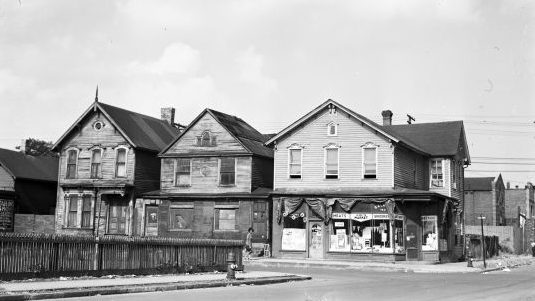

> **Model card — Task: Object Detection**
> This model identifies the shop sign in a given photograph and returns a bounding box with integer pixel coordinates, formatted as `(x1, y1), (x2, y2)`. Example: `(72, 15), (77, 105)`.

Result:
(422, 216), (437, 221)
(372, 214), (389, 220)
(350, 213), (372, 222)
(334, 222), (345, 227)
(332, 212), (350, 219)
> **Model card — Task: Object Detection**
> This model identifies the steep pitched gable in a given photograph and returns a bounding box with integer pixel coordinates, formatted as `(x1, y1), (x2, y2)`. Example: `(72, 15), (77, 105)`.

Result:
(52, 102), (180, 153)
(160, 109), (273, 158)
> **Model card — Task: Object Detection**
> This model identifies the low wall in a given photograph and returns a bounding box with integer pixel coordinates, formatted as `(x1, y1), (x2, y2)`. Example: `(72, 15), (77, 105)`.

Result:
(14, 214), (55, 234)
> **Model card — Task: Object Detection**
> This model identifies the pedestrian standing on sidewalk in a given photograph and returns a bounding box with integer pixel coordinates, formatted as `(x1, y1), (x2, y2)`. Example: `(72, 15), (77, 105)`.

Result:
(531, 242), (535, 257)
(245, 227), (254, 260)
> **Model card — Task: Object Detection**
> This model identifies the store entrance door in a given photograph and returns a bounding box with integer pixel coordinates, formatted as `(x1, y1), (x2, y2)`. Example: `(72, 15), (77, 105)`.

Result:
(406, 223), (419, 261)
(308, 221), (323, 259)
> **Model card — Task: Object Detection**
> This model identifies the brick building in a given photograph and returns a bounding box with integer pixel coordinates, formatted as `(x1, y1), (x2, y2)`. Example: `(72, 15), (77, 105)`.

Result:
(464, 175), (505, 226)
(505, 182), (534, 226)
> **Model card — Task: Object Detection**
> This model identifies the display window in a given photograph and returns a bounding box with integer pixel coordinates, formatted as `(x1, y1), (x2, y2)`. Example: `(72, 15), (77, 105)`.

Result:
(281, 206), (307, 251)
(329, 213), (350, 252)
(422, 215), (438, 251)
(328, 203), (405, 254)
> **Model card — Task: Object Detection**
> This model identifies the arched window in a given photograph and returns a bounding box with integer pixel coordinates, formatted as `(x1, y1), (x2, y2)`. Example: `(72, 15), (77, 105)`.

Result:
(201, 131), (211, 147)
(115, 148), (127, 178)
(90, 149), (102, 179)
(66, 149), (78, 179)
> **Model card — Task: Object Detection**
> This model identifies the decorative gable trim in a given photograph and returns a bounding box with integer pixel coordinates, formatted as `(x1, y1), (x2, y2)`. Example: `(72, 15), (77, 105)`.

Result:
(265, 99), (399, 146)
(52, 102), (136, 151)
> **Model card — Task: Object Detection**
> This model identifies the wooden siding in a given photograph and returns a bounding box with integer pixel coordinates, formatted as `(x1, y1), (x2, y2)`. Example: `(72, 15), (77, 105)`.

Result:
(58, 113), (135, 186)
(165, 113), (248, 155)
(273, 107), (394, 190)
(134, 150), (161, 195)
(251, 156), (273, 189)
(161, 156), (253, 193)
(0, 166), (14, 191)
(393, 146), (428, 190)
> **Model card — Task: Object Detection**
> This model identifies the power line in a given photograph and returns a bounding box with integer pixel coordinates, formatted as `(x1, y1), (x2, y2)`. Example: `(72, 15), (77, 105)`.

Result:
(472, 157), (535, 160)
(466, 170), (534, 172)
(471, 162), (535, 165)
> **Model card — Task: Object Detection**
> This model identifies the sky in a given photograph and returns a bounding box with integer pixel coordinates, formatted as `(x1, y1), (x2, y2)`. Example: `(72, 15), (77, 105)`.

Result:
(0, 0), (534, 186)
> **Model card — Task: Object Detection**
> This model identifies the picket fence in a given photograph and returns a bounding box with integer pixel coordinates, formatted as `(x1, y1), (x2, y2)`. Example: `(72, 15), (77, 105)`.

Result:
(0, 233), (243, 279)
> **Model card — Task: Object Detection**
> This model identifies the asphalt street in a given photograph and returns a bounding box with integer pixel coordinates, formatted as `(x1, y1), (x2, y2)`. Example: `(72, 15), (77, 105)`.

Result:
(48, 265), (535, 301)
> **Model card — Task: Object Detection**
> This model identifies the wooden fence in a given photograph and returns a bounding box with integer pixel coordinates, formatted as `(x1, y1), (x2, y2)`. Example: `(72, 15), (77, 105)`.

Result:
(0, 233), (243, 280)
(465, 234), (499, 260)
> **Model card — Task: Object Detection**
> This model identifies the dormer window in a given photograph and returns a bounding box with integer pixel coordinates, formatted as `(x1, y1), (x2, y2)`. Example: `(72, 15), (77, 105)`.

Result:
(327, 122), (337, 136)
(430, 159), (443, 187)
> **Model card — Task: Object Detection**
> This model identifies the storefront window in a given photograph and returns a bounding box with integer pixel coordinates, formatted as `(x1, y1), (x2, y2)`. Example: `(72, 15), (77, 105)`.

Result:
(329, 213), (350, 252)
(281, 206), (306, 251)
(329, 211), (405, 254)
(422, 215), (438, 251)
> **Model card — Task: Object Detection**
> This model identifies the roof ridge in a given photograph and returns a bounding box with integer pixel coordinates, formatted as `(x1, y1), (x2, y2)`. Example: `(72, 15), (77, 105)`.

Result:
(98, 102), (170, 125)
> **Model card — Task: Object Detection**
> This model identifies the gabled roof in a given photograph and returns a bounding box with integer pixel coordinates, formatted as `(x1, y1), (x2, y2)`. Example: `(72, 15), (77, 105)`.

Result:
(53, 102), (180, 153)
(160, 109), (273, 158)
(266, 99), (470, 160)
(266, 99), (401, 146)
(464, 177), (495, 191)
(0, 148), (58, 182)
(382, 121), (469, 160)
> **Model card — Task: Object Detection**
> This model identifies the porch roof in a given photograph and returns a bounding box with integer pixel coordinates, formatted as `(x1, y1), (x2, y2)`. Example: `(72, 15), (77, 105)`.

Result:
(141, 187), (272, 199)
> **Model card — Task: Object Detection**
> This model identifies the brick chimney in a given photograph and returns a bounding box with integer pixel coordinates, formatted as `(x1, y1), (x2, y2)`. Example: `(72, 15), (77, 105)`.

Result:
(381, 110), (393, 126)
(161, 107), (176, 126)
(507, 182), (510, 189)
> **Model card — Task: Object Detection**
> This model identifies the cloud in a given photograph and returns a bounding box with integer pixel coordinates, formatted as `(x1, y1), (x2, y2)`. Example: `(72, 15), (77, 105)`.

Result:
(235, 46), (277, 93)
(127, 42), (201, 75)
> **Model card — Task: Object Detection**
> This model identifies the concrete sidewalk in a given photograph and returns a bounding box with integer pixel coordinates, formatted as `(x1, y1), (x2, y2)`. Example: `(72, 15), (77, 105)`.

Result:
(246, 254), (535, 274)
(0, 271), (311, 300)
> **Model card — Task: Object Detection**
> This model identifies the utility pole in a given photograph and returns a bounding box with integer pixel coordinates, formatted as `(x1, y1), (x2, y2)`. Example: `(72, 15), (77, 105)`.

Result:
(477, 215), (487, 268)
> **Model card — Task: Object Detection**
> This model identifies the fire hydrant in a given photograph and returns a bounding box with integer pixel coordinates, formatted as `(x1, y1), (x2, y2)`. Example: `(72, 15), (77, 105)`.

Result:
(467, 250), (473, 267)
(226, 252), (237, 280)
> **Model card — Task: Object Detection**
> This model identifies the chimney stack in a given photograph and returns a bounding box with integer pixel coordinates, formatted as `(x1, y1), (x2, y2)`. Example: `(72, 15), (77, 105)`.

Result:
(161, 107), (176, 126)
(507, 182), (510, 189)
(381, 110), (393, 126)
(19, 139), (27, 154)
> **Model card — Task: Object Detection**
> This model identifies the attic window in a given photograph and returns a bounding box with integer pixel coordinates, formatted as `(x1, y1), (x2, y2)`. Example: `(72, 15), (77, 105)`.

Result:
(196, 131), (217, 147)
(93, 121), (104, 131)
(327, 122), (337, 136)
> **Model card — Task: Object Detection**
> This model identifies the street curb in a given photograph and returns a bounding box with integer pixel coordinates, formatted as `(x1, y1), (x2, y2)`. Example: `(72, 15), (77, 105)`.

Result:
(248, 262), (423, 273)
(0, 275), (311, 301)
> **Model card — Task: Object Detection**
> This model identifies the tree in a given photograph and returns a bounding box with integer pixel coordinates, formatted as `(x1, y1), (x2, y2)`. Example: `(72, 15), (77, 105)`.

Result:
(15, 138), (58, 157)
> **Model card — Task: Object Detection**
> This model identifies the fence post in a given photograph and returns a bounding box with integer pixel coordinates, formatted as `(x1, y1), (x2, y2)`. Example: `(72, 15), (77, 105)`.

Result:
(94, 236), (99, 271)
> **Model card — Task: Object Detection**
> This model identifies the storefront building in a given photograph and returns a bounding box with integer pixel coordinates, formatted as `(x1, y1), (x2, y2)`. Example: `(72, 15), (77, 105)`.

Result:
(272, 194), (455, 262)
(265, 100), (469, 262)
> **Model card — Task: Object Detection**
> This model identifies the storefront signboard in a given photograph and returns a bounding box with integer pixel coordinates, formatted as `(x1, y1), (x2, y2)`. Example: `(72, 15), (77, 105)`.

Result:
(372, 214), (389, 220)
(350, 213), (372, 222)
(282, 228), (306, 251)
(332, 212), (350, 219)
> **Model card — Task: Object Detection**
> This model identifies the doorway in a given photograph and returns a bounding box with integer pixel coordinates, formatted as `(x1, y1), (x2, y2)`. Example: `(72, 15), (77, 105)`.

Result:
(308, 221), (324, 259)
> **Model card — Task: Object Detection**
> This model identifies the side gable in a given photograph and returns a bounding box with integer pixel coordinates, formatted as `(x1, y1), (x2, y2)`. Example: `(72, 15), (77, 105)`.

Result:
(161, 110), (249, 156)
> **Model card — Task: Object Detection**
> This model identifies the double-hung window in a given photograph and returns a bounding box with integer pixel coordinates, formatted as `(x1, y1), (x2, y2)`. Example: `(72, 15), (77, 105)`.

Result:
(175, 158), (191, 186)
(81, 195), (92, 228)
(66, 194), (92, 228)
(219, 158), (235, 186)
(288, 148), (302, 179)
(67, 195), (78, 227)
(116, 148), (127, 178)
(363, 146), (377, 179)
(430, 159), (443, 187)
(215, 208), (237, 230)
(325, 146), (339, 179)
(90, 149), (102, 179)
(66, 150), (78, 179)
